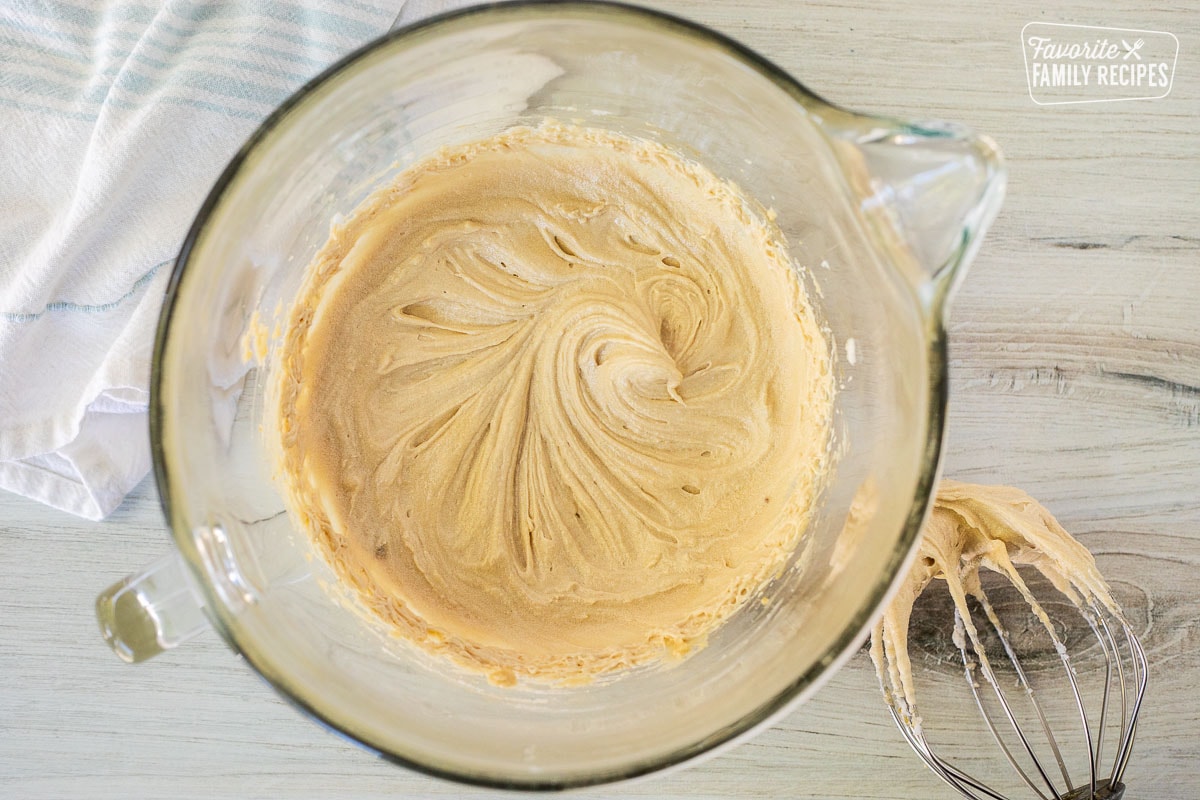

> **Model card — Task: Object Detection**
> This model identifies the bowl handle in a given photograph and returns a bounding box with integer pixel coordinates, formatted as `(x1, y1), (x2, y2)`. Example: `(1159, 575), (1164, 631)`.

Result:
(96, 551), (209, 663)
(819, 114), (1006, 315)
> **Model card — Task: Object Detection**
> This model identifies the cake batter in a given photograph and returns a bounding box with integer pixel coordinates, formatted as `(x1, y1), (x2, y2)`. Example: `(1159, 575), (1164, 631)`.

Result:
(274, 124), (833, 685)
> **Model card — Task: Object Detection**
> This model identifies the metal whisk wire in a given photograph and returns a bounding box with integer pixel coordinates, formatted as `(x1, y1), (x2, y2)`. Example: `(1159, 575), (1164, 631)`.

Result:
(883, 589), (1148, 800)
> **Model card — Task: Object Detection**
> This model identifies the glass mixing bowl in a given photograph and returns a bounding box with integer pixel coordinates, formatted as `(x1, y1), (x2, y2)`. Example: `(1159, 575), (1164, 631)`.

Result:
(97, 1), (1004, 788)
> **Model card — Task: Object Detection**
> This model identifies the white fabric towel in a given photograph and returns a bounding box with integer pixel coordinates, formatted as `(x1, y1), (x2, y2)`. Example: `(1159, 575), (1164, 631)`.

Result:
(0, 1), (399, 519)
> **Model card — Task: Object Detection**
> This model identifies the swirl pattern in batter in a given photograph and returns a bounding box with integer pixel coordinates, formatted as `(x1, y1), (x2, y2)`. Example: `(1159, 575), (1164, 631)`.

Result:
(275, 124), (833, 685)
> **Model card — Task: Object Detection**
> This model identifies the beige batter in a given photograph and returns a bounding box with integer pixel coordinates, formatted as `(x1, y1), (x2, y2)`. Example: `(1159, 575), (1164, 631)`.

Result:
(870, 480), (1119, 725)
(273, 124), (833, 685)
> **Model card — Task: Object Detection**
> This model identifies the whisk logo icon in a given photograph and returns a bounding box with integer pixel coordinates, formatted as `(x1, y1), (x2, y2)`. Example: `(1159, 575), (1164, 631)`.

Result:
(1022, 22), (1178, 105)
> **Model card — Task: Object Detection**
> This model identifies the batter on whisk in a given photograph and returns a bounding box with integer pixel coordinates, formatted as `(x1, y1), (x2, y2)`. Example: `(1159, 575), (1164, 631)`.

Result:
(870, 480), (1123, 727)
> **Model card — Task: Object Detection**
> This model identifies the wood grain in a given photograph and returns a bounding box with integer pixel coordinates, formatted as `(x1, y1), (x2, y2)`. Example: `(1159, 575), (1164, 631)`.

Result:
(2, 1), (1197, 798)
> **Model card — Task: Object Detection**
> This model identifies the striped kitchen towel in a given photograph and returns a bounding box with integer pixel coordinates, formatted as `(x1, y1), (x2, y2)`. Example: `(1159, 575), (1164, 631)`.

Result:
(0, 1), (399, 520)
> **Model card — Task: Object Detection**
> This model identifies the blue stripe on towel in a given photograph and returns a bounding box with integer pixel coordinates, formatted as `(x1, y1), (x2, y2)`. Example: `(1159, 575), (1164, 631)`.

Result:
(0, 93), (96, 121)
(1, 261), (168, 322)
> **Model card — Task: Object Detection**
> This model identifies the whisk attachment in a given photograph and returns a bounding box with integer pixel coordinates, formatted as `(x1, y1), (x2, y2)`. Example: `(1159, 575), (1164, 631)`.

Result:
(870, 481), (1149, 800)
(884, 594), (1147, 800)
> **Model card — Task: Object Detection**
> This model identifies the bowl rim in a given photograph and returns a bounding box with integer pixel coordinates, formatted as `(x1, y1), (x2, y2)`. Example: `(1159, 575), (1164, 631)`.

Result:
(150, 0), (944, 789)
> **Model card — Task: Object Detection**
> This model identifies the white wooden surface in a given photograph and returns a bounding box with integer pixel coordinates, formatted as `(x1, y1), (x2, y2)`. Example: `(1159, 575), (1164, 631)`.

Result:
(2, 1), (1197, 798)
